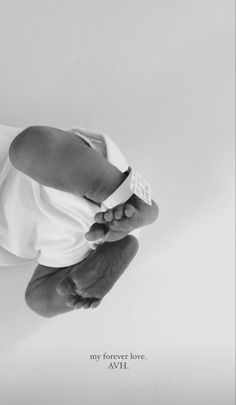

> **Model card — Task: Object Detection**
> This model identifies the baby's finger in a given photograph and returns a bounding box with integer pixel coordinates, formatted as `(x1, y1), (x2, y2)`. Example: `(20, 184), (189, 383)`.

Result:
(124, 204), (136, 218)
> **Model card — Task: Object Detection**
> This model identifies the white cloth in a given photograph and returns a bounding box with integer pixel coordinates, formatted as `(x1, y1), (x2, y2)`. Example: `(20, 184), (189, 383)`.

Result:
(0, 124), (138, 268)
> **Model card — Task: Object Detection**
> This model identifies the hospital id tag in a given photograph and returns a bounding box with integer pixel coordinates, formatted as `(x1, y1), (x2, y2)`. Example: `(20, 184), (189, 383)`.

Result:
(103, 166), (152, 209)
(130, 168), (152, 206)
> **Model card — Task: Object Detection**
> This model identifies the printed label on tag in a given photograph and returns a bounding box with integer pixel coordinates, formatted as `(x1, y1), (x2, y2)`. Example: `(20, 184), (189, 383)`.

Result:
(130, 169), (152, 205)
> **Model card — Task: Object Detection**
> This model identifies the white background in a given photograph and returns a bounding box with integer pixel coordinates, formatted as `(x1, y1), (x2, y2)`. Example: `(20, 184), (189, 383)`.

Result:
(0, 1), (234, 404)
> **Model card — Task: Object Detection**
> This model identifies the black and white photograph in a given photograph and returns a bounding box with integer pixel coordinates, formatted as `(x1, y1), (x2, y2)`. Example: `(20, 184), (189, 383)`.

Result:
(0, 1), (235, 404)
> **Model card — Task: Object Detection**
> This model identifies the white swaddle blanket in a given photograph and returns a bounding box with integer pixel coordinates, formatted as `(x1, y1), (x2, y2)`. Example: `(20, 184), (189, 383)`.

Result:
(0, 124), (139, 268)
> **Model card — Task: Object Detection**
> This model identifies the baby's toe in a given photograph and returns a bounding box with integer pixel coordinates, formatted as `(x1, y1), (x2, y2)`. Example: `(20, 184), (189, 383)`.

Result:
(69, 295), (90, 309)
(90, 299), (101, 308)
(114, 206), (124, 220)
(85, 223), (108, 242)
(104, 209), (113, 222)
(79, 296), (100, 309)
(94, 212), (105, 223)
(124, 204), (136, 218)
(74, 297), (84, 309)
(82, 300), (91, 309)
(66, 295), (78, 308)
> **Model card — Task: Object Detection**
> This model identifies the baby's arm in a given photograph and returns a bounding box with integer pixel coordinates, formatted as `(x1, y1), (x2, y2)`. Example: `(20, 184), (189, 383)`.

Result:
(25, 235), (138, 317)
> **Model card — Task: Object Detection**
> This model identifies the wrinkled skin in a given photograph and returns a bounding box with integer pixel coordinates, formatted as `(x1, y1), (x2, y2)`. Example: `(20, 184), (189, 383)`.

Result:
(26, 235), (139, 317)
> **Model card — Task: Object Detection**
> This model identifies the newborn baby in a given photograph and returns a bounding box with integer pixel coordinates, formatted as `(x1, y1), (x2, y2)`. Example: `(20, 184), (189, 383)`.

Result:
(0, 124), (158, 316)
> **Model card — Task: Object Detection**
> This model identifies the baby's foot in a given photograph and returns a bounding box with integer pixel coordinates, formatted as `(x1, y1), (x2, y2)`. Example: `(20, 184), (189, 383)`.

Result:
(85, 201), (143, 243)
(73, 235), (138, 299)
(57, 235), (139, 308)
(56, 274), (101, 309)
